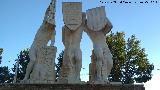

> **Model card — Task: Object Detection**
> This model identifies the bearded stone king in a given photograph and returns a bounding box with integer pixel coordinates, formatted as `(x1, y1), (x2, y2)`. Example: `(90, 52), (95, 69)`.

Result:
(22, 0), (57, 83)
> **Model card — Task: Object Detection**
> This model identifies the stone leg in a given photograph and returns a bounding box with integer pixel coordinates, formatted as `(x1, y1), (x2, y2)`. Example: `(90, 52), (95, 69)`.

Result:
(101, 55), (108, 81)
(62, 49), (74, 73)
(93, 47), (104, 81)
(58, 48), (82, 84)
(104, 46), (113, 76)
(74, 48), (82, 82)
(89, 50), (97, 82)
(58, 49), (74, 83)
(23, 48), (36, 80)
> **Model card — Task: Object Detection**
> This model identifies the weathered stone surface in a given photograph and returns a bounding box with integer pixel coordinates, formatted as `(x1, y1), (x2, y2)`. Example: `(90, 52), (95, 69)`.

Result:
(85, 6), (113, 84)
(62, 2), (82, 30)
(22, 0), (57, 83)
(44, 0), (56, 25)
(21, 46), (57, 84)
(0, 84), (145, 90)
(59, 12), (86, 84)
(86, 6), (109, 32)
(58, 25), (83, 84)
(30, 46), (56, 82)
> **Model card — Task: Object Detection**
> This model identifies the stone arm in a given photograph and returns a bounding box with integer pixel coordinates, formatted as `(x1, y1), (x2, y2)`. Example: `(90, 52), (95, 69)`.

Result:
(44, 0), (56, 25)
(46, 0), (56, 46)
(62, 26), (72, 48)
(102, 17), (113, 35)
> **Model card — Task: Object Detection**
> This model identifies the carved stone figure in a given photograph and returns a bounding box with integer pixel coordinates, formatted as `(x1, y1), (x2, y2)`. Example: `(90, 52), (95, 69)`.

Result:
(29, 46), (56, 83)
(85, 6), (113, 84)
(22, 0), (56, 83)
(58, 2), (85, 84)
(58, 25), (83, 84)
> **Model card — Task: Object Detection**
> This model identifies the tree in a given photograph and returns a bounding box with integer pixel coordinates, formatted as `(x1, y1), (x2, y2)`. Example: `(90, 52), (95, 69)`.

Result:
(0, 66), (14, 83)
(55, 51), (64, 81)
(0, 48), (14, 83)
(12, 49), (30, 82)
(106, 32), (154, 84)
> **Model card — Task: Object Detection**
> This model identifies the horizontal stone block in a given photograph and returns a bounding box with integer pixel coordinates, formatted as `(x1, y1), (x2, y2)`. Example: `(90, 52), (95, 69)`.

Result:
(0, 84), (145, 90)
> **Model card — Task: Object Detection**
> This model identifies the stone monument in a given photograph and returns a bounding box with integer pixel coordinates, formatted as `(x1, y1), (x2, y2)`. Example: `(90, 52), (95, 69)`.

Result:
(58, 3), (114, 84)
(85, 6), (113, 84)
(0, 1), (145, 90)
(58, 2), (85, 84)
(22, 0), (57, 84)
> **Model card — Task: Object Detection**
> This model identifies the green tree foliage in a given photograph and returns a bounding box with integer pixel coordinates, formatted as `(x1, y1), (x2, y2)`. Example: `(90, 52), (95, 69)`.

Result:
(12, 49), (30, 82)
(106, 32), (154, 84)
(0, 48), (3, 64)
(0, 66), (14, 83)
(55, 51), (64, 81)
(0, 48), (14, 83)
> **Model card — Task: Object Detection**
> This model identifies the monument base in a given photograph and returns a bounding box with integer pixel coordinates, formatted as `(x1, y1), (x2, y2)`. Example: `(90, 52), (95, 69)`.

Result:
(20, 80), (55, 84)
(0, 84), (145, 90)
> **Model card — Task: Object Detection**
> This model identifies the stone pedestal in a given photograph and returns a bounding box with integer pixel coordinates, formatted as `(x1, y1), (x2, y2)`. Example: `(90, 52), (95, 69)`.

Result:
(0, 84), (145, 90)
(22, 46), (57, 84)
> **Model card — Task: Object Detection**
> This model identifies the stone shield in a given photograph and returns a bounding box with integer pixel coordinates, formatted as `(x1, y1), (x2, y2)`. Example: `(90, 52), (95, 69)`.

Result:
(86, 6), (108, 31)
(62, 2), (82, 30)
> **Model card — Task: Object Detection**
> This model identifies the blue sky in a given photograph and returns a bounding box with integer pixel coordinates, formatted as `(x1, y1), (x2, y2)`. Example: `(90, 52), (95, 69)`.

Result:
(0, 0), (160, 89)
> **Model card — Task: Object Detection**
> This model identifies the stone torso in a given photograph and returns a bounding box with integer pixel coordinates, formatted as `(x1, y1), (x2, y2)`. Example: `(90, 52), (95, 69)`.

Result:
(85, 27), (107, 49)
(62, 25), (83, 50)
(31, 23), (53, 48)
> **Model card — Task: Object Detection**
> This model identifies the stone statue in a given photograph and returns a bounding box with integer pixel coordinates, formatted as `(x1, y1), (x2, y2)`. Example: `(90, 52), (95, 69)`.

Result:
(85, 6), (113, 84)
(58, 2), (85, 84)
(21, 1), (113, 84)
(22, 0), (57, 83)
